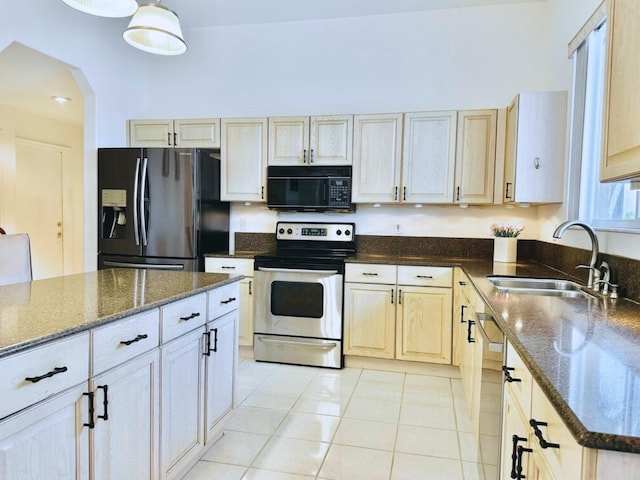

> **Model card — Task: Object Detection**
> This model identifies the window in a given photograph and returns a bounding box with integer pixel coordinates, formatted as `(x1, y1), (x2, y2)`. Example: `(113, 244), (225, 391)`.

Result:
(569, 16), (640, 231)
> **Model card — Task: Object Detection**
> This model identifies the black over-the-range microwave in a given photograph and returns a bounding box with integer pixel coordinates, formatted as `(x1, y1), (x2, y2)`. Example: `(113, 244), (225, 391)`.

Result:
(266, 165), (355, 212)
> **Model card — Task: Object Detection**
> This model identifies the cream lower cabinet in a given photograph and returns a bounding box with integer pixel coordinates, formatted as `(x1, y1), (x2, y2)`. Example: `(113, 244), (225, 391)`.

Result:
(161, 284), (240, 479)
(344, 263), (453, 363)
(0, 383), (90, 480)
(90, 309), (161, 480)
(205, 257), (254, 346)
(91, 349), (160, 480)
(204, 311), (238, 442)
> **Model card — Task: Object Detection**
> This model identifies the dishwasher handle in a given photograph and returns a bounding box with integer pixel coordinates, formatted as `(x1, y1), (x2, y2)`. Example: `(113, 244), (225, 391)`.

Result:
(475, 312), (504, 353)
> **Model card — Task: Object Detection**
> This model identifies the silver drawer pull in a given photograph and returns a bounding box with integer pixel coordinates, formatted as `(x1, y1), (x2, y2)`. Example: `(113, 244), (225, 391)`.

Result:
(257, 336), (338, 350)
(25, 366), (68, 383)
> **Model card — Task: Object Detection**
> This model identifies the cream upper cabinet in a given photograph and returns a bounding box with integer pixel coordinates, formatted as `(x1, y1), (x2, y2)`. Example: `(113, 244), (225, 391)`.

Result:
(402, 111), (458, 203)
(128, 118), (221, 148)
(352, 113), (404, 203)
(454, 109), (497, 204)
(601, 0), (640, 181)
(220, 117), (268, 202)
(268, 115), (353, 166)
(503, 92), (567, 204)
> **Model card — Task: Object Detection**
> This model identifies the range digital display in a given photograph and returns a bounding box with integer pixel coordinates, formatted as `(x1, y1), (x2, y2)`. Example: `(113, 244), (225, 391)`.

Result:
(301, 228), (327, 237)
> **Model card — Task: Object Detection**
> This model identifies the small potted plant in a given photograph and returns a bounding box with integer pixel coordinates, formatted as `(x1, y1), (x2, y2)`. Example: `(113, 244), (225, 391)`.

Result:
(491, 223), (524, 262)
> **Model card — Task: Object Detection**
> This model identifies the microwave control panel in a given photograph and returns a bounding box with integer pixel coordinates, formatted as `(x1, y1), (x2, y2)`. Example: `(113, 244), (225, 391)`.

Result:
(327, 178), (351, 207)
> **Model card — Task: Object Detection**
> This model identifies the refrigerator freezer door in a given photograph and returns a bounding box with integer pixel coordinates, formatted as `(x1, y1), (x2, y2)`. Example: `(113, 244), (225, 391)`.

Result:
(143, 149), (197, 259)
(98, 148), (144, 257)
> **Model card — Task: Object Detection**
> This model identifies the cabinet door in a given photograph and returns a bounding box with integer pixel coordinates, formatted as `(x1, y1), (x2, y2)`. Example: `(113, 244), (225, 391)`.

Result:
(161, 328), (205, 479)
(0, 384), (89, 480)
(402, 111), (457, 203)
(352, 113), (403, 203)
(507, 92), (567, 204)
(268, 116), (309, 165)
(500, 387), (533, 480)
(204, 311), (238, 443)
(92, 349), (160, 480)
(504, 97), (519, 203)
(174, 119), (221, 148)
(454, 110), (497, 204)
(601, 0), (640, 181)
(238, 278), (254, 346)
(310, 115), (353, 165)
(396, 286), (452, 364)
(129, 119), (174, 147)
(344, 282), (396, 358)
(221, 118), (268, 202)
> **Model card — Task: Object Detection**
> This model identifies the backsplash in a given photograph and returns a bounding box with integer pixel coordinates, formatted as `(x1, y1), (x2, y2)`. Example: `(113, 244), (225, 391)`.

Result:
(234, 232), (640, 303)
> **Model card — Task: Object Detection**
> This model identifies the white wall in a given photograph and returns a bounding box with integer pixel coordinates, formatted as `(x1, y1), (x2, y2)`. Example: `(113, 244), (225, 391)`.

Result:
(3, 0), (638, 263)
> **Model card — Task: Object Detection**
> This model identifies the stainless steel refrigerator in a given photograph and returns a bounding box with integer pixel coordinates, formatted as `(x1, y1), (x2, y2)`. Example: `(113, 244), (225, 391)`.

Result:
(98, 148), (229, 271)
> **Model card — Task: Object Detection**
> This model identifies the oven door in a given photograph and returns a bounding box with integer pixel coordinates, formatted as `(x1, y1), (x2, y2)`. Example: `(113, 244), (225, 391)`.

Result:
(253, 267), (343, 339)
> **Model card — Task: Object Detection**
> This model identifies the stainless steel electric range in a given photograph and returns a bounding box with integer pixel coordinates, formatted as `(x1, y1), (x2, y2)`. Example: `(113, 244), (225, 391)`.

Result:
(252, 221), (355, 369)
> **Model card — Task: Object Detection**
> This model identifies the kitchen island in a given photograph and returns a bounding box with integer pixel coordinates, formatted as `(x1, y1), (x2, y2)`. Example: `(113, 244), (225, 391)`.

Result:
(0, 268), (243, 480)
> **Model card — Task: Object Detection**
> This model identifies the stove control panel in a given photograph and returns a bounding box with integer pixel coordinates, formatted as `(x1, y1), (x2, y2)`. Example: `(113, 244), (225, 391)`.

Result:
(276, 222), (355, 242)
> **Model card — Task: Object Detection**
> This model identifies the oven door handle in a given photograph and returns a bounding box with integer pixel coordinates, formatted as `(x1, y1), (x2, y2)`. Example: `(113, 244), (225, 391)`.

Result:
(257, 267), (339, 275)
(256, 336), (338, 349)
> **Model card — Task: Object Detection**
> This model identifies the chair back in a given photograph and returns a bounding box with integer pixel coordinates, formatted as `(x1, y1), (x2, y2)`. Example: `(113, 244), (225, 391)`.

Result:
(0, 233), (33, 286)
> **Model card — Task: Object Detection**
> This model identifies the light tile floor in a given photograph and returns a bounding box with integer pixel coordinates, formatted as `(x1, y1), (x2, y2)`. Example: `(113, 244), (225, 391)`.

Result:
(182, 358), (495, 480)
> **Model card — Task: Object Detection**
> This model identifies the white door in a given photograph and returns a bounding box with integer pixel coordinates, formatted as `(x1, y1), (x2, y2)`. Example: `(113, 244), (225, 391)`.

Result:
(14, 140), (66, 279)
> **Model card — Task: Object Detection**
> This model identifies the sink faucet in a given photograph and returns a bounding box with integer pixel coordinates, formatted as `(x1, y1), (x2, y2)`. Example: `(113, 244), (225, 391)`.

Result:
(552, 220), (600, 290)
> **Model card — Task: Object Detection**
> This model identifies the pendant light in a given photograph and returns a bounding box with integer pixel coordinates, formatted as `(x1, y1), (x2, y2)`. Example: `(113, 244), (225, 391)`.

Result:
(123, 1), (187, 56)
(61, 0), (138, 17)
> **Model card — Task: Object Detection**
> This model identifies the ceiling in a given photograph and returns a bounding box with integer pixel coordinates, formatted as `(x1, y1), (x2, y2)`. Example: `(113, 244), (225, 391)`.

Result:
(0, 0), (542, 127)
(163, 0), (542, 28)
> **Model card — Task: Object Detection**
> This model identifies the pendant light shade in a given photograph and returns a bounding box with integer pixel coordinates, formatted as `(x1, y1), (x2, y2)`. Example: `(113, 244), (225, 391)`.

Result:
(61, 0), (138, 18)
(123, 2), (187, 56)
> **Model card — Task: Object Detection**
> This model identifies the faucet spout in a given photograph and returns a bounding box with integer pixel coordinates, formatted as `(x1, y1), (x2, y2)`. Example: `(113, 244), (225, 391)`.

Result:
(552, 220), (600, 289)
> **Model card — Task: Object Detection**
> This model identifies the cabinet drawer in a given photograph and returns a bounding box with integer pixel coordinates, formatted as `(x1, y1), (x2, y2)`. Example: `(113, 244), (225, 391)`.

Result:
(205, 257), (254, 277)
(161, 293), (207, 343)
(208, 282), (241, 320)
(397, 265), (452, 287)
(345, 264), (397, 284)
(92, 309), (160, 375)
(0, 333), (89, 420)
(504, 341), (533, 418)
(530, 380), (583, 480)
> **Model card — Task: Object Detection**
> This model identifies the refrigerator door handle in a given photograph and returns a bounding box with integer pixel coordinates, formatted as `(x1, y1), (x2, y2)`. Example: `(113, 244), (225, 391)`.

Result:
(133, 157), (141, 246)
(140, 156), (149, 246)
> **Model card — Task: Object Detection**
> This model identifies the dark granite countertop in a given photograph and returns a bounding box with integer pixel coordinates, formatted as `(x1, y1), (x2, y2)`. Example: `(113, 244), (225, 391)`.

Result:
(348, 254), (640, 453)
(0, 269), (242, 358)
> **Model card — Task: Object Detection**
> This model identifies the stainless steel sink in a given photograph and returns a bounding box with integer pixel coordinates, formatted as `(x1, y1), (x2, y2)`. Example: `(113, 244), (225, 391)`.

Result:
(487, 276), (593, 299)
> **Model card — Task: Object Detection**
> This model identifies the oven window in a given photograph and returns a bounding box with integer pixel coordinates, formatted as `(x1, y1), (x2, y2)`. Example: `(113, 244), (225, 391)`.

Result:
(270, 281), (324, 318)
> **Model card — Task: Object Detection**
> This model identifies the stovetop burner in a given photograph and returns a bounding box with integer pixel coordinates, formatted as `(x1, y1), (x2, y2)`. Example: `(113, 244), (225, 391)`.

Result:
(254, 221), (356, 271)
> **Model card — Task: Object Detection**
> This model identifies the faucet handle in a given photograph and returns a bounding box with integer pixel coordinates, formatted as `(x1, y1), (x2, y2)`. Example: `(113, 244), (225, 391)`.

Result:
(595, 279), (619, 298)
(576, 264), (601, 290)
(599, 261), (610, 283)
